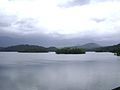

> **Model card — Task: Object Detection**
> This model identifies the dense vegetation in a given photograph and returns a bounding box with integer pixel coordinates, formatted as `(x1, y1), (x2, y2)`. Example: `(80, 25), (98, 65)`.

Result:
(94, 44), (120, 56)
(55, 47), (85, 54)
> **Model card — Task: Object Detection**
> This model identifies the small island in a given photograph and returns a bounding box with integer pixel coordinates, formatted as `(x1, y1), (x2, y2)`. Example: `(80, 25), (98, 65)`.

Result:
(55, 47), (85, 54)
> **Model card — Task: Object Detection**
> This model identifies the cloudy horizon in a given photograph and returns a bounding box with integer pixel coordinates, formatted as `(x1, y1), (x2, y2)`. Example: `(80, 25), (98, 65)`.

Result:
(0, 0), (120, 47)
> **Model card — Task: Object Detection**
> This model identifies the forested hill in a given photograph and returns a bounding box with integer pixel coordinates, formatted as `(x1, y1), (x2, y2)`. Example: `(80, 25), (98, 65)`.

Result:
(0, 45), (49, 52)
(94, 44), (120, 52)
(88, 43), (120, 56)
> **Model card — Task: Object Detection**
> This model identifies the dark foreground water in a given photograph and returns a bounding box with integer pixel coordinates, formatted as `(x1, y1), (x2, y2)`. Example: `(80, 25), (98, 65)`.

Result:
(0, 52), (120, 90)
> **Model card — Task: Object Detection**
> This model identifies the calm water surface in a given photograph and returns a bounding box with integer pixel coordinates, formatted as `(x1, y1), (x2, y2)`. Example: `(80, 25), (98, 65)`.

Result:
(0, 52), (120, 90)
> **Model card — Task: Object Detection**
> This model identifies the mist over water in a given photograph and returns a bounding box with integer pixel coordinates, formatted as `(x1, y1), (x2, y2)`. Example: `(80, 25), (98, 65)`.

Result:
(0, 52), (120, 90)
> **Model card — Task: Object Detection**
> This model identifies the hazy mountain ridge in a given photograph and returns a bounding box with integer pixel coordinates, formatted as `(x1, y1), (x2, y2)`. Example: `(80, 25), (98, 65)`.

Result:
(0, 43), (100, 52)
(72, 43), (101, 49)
(0, 43), (120, 53)
(0, 43), (101, 52)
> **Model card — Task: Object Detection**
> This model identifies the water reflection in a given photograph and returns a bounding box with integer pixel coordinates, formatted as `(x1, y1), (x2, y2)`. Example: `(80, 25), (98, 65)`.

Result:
(0, 52), (120, 90)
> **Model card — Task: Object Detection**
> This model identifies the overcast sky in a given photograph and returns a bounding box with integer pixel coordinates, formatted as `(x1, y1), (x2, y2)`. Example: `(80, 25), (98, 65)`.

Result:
(0, 0), (120, 46)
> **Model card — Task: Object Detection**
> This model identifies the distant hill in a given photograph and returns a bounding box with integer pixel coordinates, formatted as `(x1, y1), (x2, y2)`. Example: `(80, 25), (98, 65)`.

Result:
(47, 47), (57, 52)
(94, 43), (120, 53)
(73, 43), (101, 50)
(0, 44), (48, 52)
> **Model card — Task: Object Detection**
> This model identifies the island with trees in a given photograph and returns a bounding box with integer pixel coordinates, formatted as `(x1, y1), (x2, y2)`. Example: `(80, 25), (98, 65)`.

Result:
(55, 47), (85, 54)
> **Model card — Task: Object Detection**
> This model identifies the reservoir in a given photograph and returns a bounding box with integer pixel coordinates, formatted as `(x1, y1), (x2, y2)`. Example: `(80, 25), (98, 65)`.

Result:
(0, 52), (120, 90)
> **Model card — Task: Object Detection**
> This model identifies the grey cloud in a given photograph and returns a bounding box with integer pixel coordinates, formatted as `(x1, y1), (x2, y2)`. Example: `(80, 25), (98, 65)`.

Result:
(0, 35), (92, 47)
(15, 19), (37, 27)
(0, 15), (15, 27)
(0, 12), (39, 34)
(91, 0), (115, 2)
(0, 22), (10, 27)
(0, 15), (17, 36)
(0, 30), (120, 47)
(91, 18), (106, 23)
(63, 0), (119, 7)
(60, 0), (90, 7)
(13, 18), (39, 32)
(68, 0), (90, 6)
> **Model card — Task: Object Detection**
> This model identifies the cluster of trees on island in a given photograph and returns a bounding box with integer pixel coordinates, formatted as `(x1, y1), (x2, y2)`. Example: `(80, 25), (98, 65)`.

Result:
(56, 48), (85, 54)
(0, 43), (120, 56)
